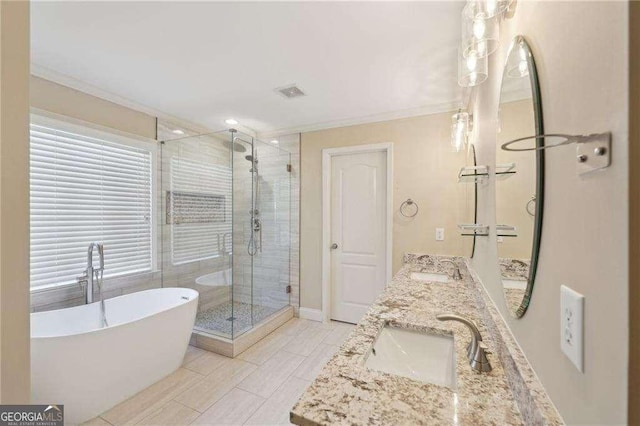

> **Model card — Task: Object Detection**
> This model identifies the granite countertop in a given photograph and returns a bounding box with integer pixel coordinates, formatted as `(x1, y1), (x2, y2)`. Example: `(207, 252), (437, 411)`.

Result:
(290, 254), (562, 426)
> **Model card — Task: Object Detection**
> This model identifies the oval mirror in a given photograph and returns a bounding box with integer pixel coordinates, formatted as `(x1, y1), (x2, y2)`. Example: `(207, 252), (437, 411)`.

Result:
(496, 36), (544, 318)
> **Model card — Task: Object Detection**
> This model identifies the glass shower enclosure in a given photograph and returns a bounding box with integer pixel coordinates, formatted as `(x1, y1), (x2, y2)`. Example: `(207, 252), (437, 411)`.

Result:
(160, 129), (291, 340)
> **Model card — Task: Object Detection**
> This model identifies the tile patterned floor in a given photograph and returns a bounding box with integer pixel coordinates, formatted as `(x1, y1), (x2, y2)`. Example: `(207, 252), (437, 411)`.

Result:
(86, 318), (355, 426)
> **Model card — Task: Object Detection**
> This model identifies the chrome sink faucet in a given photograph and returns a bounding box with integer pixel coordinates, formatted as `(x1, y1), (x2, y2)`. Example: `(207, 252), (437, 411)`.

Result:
(436, 313), (492, 373)
(440, 259), (463, 280)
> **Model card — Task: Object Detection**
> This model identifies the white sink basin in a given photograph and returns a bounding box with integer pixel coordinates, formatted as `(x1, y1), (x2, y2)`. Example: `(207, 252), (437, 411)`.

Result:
(410, 272), (450, 283)
(365, 326), (456, 389)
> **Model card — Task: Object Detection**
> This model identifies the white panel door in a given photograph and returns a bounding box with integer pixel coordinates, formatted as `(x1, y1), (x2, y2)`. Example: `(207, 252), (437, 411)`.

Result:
(330, 150), (387, 324)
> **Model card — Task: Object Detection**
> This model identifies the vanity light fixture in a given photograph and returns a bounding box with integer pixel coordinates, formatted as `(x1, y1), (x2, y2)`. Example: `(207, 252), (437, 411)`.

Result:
(461, 10), (499, 58)
(456, 0), (509, 89)
(458, 47), (488, 87)
(172, 129), (185, 135)
(225, 118), (239, 125)
(451, 109), (471, 152)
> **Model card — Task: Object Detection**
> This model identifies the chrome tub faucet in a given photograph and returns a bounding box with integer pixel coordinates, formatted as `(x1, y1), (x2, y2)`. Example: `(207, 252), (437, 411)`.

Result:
(77, 242), (108, 327)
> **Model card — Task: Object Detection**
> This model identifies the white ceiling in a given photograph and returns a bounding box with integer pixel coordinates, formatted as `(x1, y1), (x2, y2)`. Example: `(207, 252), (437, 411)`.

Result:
(31, 1), (465, 137)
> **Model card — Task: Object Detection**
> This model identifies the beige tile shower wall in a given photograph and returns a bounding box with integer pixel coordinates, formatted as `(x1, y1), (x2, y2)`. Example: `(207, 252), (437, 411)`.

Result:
(232, 146), (254, 306)
(300, 113), (473, 311)
(470, 2), (628, 424)
(161, 135), (233, 314)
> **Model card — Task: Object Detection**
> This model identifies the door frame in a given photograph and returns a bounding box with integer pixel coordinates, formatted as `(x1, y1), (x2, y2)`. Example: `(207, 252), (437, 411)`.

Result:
(321, 142), (393, 323)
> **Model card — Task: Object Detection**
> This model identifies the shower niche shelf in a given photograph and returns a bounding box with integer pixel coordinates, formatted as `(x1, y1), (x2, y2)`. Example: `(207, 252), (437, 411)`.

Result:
(458, 165), (489, 183)
(458, 224), (489, 237)
(495, 163), (516, 180)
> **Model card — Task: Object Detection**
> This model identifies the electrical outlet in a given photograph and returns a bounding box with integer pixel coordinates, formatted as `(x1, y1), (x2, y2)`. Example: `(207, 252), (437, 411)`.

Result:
(560, 285), (585, 372)
(497, 236), (504, 243)
(435, 228), (445, 241)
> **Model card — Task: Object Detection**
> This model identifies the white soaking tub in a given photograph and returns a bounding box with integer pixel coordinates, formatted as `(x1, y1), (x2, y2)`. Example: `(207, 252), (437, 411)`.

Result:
(31, 287), (198, 425)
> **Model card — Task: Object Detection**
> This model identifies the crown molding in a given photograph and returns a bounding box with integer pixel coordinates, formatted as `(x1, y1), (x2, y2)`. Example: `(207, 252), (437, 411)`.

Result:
(257, 100), (463, 139)
(33, 64), (463, 141)
(30, 64), (221, 136)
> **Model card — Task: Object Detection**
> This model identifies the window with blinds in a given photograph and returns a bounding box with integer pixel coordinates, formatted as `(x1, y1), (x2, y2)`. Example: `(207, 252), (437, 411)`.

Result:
(169, 157), (232, 265)
(30, 118), (154, 290)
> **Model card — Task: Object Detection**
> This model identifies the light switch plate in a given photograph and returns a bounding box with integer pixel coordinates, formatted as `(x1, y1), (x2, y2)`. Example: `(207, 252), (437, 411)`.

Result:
(435, 228), (444, 241)
(560, 285), (584, 372)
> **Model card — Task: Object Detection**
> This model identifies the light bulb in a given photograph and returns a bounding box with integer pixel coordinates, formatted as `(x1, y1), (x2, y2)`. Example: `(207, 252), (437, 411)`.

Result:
(466, 54), (478, 72)
(458, 45), (487, 87)
(473, 18), (486, 39)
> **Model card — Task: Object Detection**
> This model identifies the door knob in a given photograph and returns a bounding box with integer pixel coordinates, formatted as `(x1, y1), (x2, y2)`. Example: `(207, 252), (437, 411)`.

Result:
(331, 243), (338, 250)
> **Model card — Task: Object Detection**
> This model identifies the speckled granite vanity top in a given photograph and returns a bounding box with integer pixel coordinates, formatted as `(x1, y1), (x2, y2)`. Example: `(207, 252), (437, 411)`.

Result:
(291, 254), (563, 426)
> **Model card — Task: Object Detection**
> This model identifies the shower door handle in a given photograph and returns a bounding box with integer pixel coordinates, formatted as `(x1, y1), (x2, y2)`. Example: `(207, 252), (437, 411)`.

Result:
(331, 243), (338, 250)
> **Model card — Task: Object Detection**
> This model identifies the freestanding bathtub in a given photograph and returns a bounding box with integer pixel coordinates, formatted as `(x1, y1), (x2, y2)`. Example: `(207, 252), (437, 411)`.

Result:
(31, 287), (198, 425)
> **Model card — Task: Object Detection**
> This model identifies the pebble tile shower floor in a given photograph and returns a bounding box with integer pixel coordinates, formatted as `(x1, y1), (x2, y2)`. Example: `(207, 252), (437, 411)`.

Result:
(87, 318), (356, 425)
(194, 302), (281, 337)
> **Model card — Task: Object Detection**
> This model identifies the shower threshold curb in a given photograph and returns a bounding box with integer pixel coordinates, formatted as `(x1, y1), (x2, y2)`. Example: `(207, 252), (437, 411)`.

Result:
(190, 305), (294, 357)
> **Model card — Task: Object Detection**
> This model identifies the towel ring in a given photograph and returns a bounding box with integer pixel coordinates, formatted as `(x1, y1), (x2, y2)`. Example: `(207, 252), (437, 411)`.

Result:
(526, 196), (536, 217)
(400, 199), (419, 218)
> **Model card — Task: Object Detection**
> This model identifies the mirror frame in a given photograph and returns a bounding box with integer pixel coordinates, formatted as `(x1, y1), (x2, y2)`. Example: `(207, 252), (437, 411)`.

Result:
(470, 144), (478, 258)
(501, 36), (545, 318)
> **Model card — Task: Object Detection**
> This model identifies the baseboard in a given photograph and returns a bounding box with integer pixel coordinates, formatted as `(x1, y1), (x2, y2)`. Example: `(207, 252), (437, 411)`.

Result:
(298, 307), (323, 322)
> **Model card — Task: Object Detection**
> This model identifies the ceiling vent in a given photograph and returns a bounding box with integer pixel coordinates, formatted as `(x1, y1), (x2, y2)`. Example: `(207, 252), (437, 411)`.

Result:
(276, 84), (306, 99)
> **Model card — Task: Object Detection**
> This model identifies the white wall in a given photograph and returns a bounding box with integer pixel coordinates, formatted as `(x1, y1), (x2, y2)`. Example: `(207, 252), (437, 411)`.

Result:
(471, 2), (629, 423)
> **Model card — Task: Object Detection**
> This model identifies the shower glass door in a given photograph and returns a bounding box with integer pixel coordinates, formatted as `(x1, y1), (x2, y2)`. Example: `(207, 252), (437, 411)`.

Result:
(249, 139), (291, 327)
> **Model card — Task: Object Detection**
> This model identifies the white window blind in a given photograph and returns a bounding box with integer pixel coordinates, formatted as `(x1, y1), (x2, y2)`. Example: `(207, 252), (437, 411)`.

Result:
(30, 119), (153, 290)
(169, 157), (231, 265)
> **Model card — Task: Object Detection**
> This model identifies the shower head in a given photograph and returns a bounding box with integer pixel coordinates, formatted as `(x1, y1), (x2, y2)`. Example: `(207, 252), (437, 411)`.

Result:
(222, 139), (247, 153)
(245, 155), (254, 162)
